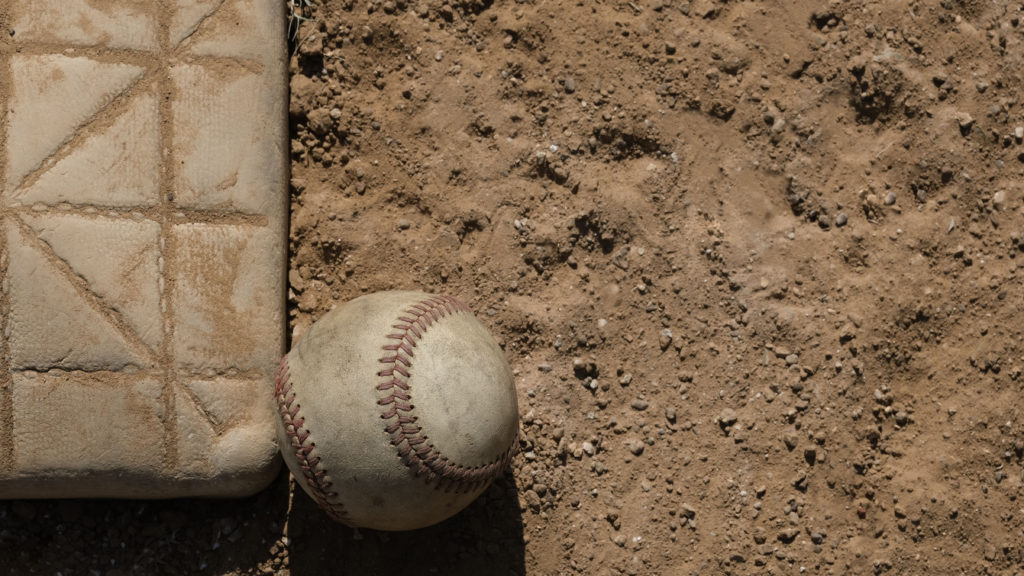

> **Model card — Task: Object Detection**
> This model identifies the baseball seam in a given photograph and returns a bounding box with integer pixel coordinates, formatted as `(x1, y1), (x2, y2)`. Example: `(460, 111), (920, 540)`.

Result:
(274, 355), (351, 524)
(376, 294), (518, 494)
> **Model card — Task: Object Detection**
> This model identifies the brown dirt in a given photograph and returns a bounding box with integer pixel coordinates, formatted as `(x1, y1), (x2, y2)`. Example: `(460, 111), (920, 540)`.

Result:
(4, 0), (1024, 574)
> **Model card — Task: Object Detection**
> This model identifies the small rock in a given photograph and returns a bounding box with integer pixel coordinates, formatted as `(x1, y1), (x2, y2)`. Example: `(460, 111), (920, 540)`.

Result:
(563, 77), (576, 94)
(884, 190), (896, 205)
(665, 407), (677, 422)
(894, 410), (909, 426)
(573, 357), (598, 377)
(783, 429), (799, 450)
(523, 489), (541, 511)
(665, 41), (677, 55)
(582, 441), (595, 456)
(1016, 126), (1024, 142)
(659, 328), (673, 351)
(777, 527), (799, 543)
(719, 408), (738, 426)
(626, 439), (645, 456)
(956, 112), (974, 134)
(298, 33), (323, 58)
(619, 372), (633, 386)
(992, 190), (1007, 211)
(681, 504), (697, 519)
(606, 511), (621, 529)
(835, 212), (848, 227)
(631, 398), (649, 411)
(306, 107), (334, 137)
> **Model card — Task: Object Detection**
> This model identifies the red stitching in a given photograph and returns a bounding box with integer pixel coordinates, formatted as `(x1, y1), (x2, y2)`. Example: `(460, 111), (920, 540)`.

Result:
(376, 294), (518, 494)
(274, 355), (351, 524)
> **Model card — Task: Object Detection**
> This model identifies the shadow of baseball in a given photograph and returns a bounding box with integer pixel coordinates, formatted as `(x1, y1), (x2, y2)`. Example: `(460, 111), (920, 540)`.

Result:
(286, 471), (525, 576)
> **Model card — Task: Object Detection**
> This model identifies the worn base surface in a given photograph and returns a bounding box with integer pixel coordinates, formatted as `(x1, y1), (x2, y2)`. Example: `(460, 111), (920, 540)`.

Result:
(0, 0), (287, 498)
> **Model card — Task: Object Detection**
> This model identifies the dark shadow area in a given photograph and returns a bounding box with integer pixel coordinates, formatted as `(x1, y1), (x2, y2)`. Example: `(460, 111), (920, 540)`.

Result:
(287, 471), (525, 576)
(0, 472), (291, 576)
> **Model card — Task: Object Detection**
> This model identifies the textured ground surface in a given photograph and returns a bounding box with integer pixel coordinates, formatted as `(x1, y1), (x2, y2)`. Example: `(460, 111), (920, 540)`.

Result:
(4, 0), (1024, 574)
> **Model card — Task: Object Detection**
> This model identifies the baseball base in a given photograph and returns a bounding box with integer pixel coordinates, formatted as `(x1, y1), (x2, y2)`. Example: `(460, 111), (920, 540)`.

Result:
(274, 291), (519, 530)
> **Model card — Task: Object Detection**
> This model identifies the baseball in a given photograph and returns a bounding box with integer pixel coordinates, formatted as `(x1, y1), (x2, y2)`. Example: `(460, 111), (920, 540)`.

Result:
(273, 290), (519, 530)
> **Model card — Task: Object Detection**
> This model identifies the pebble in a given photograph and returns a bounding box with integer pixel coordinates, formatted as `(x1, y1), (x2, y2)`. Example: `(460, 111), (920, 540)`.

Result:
(884, 190), (896, 205)
(627, 439), (645, 456)
(582, 441), (595, 456)
(631, 398), (649, 411)
(306, 108), (334, 137)
(573, 357), (598, 377)
(956, 112), (974, 132)
(835, 212), (848, 227)
(1016, 126), (1024, 142)
(659, 328), (673, 351)
(783, 429), (799, 450)
(719, 408), (738, 426)
(563, 77), (576, 94)
(777, 527), (799, 543)
(992, 190), (1006, 211)
(524, 489), (541, 511)
(665, 407), (677, 422)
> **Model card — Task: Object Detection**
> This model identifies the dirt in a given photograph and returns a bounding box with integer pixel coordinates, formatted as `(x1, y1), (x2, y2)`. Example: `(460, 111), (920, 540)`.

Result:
(4, 0), (1024, 574)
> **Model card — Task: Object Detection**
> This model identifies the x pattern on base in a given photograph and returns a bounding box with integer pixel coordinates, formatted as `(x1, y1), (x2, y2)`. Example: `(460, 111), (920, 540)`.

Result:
(0, 0), (283, 476)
